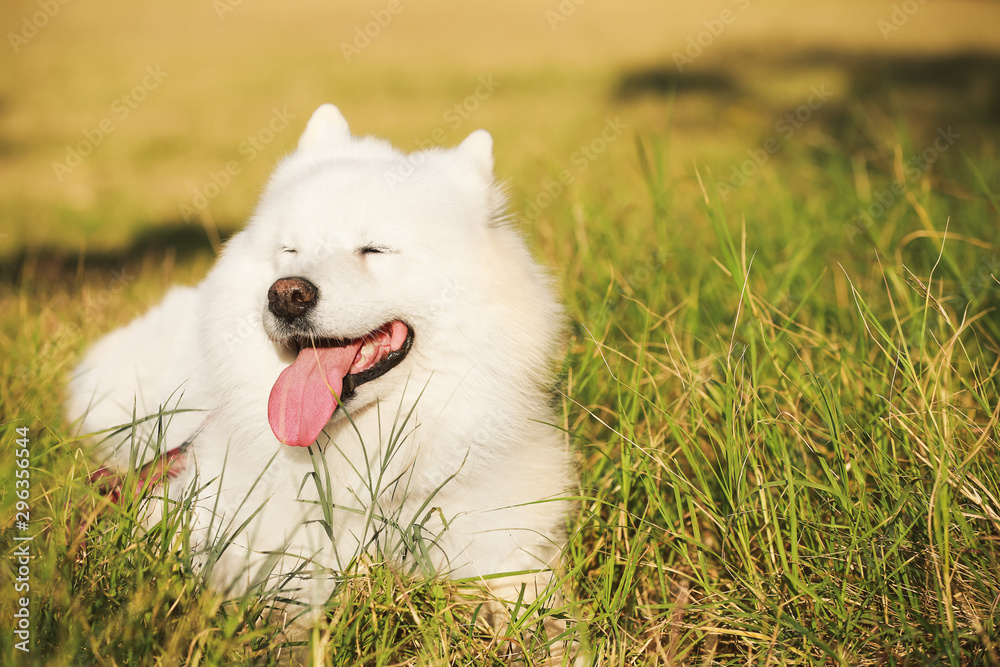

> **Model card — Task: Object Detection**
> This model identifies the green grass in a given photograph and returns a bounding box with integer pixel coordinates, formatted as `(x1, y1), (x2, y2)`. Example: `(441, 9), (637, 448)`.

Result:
(5, 118), (1000, 664)
(3, 1), (1000, 664)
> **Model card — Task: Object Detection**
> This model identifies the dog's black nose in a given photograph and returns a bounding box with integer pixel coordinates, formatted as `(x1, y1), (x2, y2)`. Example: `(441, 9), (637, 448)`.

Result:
(268, 277), (318, 321)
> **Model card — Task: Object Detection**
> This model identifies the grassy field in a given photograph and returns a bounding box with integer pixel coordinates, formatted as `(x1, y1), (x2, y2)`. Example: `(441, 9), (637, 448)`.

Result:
(3, 0), (1000, 664)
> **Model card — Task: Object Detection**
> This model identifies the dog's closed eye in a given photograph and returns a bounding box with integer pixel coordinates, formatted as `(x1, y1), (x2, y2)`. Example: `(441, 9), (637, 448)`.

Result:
(359, 244), (393, 256)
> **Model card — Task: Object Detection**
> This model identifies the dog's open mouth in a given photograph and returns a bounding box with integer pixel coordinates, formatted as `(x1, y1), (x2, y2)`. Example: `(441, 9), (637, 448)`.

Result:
(267, 320), (413, 447)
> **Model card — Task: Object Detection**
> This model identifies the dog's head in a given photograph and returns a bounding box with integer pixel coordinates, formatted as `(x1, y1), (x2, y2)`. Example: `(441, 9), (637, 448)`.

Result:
(239, 105), (509, 447)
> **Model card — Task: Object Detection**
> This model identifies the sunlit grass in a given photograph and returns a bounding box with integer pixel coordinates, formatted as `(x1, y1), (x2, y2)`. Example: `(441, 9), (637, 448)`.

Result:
(4, 112), (999, 663)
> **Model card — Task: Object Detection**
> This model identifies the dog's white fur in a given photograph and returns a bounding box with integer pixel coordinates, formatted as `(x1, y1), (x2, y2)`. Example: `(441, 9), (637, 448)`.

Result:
(67, 105), (575, 616)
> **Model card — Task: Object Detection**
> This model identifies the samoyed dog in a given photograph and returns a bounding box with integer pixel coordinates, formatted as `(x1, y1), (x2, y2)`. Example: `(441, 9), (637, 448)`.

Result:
(67, 105), (575, 626)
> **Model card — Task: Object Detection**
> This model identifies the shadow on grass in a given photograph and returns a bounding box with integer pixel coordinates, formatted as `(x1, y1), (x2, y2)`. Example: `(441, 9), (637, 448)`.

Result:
(616, 48), (1000, 135)
(617, 68), (741, 100)
(0, 221), (227, 287)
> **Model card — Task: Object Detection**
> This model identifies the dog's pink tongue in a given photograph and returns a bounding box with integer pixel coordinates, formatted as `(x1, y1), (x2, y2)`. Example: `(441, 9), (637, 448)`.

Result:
(268, 343), (361, 447)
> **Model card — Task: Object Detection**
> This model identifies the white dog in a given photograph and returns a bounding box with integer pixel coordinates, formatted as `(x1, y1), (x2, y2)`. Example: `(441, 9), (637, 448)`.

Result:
(67, 105), (575, 628)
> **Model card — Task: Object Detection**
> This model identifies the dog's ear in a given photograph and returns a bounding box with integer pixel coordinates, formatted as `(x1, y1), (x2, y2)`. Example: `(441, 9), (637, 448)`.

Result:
(298, 104), (351, 149)
(455, 129), (494, 180)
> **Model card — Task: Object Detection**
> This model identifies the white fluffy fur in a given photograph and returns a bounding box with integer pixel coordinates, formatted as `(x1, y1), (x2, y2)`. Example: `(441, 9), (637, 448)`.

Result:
(67, 104), (575, 615)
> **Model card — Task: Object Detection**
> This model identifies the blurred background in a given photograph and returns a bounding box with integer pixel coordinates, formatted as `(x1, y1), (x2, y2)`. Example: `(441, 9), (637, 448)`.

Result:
(0, 0), (1000, 319)
(0, 0), (998, 283)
